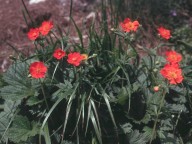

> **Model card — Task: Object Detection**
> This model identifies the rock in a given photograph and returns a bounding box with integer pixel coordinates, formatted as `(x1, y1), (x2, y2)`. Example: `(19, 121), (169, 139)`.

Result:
(29, 0), (46, 5)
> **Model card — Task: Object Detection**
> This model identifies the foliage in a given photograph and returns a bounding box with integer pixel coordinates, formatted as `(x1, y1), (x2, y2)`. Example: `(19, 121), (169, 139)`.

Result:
(0, 0), (192, 144)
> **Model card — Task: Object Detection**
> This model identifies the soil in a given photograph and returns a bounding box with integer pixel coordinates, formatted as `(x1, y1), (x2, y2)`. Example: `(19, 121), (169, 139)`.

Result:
(0, 0), (100, 73)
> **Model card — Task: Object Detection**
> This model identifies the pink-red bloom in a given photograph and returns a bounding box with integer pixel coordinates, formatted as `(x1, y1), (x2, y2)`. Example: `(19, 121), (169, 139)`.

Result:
(27, 28), (40, 40)
(29, 62), (47, 79)
(120, 18), (140, 32)
(67, 52), (84, 66)
(160, 64), (183, 84)
(39, 21), (53, 36)
(165, 50), (182, 64)
(53, 48), (66, 60)
(157, 27), (171, 40)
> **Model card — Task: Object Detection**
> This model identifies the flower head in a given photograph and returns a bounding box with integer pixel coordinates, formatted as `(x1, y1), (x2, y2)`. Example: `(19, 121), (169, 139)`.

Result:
(27, 28), (39, 40)
(160, 64), (183, 84)
(53, 48), (66, 60)
(67, 52), (84, 66)
(165, 50), (182, 64)
(120, 18), (140, 32)
(81, 54), (88, 61)
(157, 27), (171, 40)
(29, 62), (47, 79)
(39, 21), (53, 36)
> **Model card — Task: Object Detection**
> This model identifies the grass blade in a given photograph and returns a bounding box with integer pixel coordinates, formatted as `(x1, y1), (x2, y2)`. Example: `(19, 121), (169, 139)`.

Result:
(102, 92), (117, 128)
(61, 83), (79, 141)
(70, 17), (84, 51)
(90, 111), (102, 144)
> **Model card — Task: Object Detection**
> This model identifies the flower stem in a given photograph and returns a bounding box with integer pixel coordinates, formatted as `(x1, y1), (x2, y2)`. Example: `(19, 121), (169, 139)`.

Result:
(149, 89), (166, 144)
(40, 80), (50, 111)
(21, 0), (34, 25)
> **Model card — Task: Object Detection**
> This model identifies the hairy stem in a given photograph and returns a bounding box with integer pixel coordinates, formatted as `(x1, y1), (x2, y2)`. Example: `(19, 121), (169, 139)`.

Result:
(40, 80), (50, 111)
(149, 89), (166, 144)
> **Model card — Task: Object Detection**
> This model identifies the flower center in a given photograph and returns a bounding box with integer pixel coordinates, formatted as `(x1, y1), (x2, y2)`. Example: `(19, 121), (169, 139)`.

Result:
(36, 68), (41, 73)
(72, 57), (77, 61)
(162, 31), (168, 35)
(170, 55), (176, 60)
(126, 22), (134, 29)
(169, 72), (177, 78)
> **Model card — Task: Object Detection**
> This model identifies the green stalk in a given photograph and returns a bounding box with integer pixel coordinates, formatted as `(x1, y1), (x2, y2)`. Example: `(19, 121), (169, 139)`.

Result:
(128, 41), (139, 66)
(149, 89), (167, 144)
(43, 123), (51, 144)
(40, 80), (50, 111)
(21, 0), (34, 25)
(49, 33), (54, 45)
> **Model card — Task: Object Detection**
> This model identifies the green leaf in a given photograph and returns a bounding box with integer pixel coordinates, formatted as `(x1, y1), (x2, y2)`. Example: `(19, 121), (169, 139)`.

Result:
(26, 96), (43, 106)
(143, 126), (154, 140)
(120, 123), (132, 134)
(177, 40), (192, 49)
(52, 81), (73, 100)
(159, 131), (181, 144)
(103, 92), (117, 128)
(165, 103), (187, 113)
(70, 17), (84, 51)
(40, 83), (77, 143)
(0, 100), (20, 142)
(117, 86), (130, 105)
(90, 111), (102, 144)
(128, 130), (150, 144)
(0, 61), (38, 101)
(160, 118), (173, 131)
(1, 85), (35, 101)
(61, 140), (74, 144)
(43, 123), (51, 144)
(186, 141), (192, 144)
(7, 115), (40, 143)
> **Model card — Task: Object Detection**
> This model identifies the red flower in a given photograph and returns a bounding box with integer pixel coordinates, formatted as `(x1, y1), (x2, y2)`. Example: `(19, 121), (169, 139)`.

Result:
(39, 21), (53, 36)
(53, 48), (66, 60)
(29, 62), (47, 79)
(157, 27), (171, 40)
(160, 64), (183, 84)
(27, 28), (39, 40)
(120, 18), (140, 32)
(165, 50), (182, 64)
(67, 52), (84, 66)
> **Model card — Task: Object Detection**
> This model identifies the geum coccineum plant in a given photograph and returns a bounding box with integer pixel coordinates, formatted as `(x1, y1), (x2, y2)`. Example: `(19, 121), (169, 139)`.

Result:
(1, 1), (192, 144)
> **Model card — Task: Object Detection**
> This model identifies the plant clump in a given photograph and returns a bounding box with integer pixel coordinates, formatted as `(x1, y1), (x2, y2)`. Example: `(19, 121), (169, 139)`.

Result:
(0, 1), (192, 144)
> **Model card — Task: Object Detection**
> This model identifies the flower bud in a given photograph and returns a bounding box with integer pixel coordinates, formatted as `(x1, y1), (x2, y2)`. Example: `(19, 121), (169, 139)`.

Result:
(153, 68), (158, 72)
(81, 54), (88, 60)
(111, 28), (115, 31)
(155, 61), (160, 65)
(153, 86), (159, 92)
